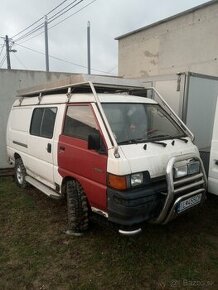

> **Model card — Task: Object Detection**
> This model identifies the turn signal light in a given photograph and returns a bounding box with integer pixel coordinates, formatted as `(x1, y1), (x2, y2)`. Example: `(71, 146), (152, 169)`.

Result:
(107, 174), (127, 190)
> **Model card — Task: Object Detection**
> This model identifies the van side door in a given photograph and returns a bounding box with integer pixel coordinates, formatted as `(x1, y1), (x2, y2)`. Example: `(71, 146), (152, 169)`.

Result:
(26, 106), (58, 188)
(58, 104), (108, 211)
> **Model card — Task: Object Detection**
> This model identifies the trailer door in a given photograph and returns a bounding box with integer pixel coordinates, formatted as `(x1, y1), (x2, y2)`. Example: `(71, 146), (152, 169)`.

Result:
(208, 97), (218, 195)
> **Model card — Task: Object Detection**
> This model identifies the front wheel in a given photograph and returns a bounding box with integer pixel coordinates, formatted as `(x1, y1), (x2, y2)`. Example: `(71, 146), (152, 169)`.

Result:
(66, 180), (89, 234)
(15, 158), (28, 188)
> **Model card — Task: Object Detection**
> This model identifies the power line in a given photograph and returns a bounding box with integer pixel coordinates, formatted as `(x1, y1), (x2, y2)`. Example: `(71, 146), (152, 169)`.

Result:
(13, 0), (85, 44)
(11, 0), (70, 40)
(5, 0), (98, 72)
(14, 43), (113, 75)
(49, 0), (97, 30)
(12, 53), (27, 69)
(15, 0), (84, 43)
(0, 53), (6, 65)
(0, 54), (6, 68)
(47, 0), (69, 16)
(106, 65), (118, 74)
(16, 0), (97, 45)
(12, 17), (44, 39)
(0, 43), (5, 58)
(48, 0), (79, 22)
(14, 23), (44, 43)
(18, 30), (46, 45)
(48, 0), (84, 24)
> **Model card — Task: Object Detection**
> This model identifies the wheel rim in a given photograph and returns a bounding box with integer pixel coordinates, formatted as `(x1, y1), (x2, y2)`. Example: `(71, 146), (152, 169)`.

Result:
(16, 165), (24, 184)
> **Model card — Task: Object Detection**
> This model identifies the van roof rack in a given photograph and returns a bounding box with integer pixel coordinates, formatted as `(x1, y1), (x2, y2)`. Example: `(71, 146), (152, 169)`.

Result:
(16, 74), (146, 98)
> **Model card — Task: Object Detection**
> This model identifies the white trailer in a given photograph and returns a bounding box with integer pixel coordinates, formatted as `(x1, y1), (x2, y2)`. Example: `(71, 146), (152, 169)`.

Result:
(143, 72), (218, 195)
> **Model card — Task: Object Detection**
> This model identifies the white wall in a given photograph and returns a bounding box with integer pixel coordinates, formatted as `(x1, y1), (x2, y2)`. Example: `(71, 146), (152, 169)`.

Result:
(0, 69), (72, 168)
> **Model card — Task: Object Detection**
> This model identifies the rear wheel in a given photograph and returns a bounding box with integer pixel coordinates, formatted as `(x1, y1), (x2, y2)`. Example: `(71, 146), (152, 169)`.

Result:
(15, 158), (28, 188)
(66, 180), (89, 234)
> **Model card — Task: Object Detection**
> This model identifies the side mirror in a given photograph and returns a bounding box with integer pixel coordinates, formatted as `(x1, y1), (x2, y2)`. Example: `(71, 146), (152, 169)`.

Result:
(88, 133), (101, 151)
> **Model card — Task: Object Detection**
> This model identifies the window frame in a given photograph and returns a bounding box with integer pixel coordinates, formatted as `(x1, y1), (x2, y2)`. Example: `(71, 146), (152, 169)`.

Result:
(62, 104), (100, 141)
(30, 107), (58, 139)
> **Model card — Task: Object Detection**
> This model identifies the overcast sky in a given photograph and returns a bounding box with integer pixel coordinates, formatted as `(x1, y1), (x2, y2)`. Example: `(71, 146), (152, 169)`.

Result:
(0, 0), (210, 75)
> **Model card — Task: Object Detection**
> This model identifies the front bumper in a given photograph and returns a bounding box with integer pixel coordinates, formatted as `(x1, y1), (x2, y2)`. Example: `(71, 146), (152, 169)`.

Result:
(107, 154), (207, 228)
(107, 180), (166, 226)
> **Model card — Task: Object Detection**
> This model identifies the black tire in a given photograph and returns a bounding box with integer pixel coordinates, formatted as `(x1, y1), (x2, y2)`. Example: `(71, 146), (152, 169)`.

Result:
(66, 180), (89, 233)
(15, 158), (28, 188)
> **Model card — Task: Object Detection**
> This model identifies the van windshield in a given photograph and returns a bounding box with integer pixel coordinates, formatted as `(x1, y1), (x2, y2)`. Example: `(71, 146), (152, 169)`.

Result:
(102, 103), (186, 144)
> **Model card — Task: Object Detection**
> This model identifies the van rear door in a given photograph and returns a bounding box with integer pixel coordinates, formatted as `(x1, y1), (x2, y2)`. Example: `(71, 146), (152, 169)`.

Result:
(208, 97), (218, 195)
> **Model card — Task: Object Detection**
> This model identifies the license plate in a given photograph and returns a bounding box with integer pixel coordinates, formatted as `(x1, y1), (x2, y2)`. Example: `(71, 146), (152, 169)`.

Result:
(177, 193), (202, 213)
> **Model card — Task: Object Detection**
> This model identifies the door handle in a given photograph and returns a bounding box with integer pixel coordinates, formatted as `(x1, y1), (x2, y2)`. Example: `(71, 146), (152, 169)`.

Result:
(215, 160), (218, 166)
(47, 143), (52, 153)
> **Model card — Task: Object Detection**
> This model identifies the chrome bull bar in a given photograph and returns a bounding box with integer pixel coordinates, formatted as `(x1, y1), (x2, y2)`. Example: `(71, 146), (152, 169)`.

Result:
(153, 153), (207, 224)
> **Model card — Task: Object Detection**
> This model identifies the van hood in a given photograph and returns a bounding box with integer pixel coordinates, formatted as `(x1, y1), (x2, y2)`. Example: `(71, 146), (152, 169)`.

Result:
(119, 139), (199, 178)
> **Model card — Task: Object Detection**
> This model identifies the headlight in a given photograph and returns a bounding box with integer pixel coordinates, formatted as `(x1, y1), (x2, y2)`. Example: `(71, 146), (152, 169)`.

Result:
(174, 160), (200, 179)
(187, 161), (200, 175)
(131, 172), (144, 187)
(174, 165), (188, 179)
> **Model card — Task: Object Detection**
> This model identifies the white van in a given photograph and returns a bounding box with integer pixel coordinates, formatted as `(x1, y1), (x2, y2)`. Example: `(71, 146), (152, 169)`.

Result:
(6, 75), (207, 235)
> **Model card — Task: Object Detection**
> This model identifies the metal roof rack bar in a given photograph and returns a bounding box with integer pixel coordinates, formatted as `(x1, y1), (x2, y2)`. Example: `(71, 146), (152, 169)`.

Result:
(88, 81), (119, 158)
(16, 74), (145, 98)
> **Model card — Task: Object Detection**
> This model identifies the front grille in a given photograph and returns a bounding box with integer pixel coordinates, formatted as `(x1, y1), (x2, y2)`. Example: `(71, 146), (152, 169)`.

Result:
(173, 173), (205, 197)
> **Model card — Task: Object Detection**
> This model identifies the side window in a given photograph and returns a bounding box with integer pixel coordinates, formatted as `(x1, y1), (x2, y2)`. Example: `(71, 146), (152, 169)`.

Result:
(30, 108), (43, 136)
(63, 105), (98, 140)
(30, 107), (57, 139)
(41, 108), (57, 138)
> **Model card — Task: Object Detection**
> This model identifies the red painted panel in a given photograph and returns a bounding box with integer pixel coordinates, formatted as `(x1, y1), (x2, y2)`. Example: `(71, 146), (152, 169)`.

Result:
(58, 134), (108, 210)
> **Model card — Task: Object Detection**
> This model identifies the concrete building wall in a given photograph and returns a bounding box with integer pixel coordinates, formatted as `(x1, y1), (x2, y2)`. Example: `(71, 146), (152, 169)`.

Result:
(0, 69), (72, 169)
(117, 1), (218, 78)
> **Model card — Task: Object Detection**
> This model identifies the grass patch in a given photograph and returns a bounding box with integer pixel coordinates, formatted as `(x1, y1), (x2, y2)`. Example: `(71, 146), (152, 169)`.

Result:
(0, 177), (217, 289)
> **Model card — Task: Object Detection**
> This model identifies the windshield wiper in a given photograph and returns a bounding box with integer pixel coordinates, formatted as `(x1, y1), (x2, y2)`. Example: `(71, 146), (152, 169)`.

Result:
(119, 137), (168, 147)
(119, 136), (165, 145)
(174, 137), (188, 143)
(146, 140), (167, 147)
(118, 138), (144, 145)
(149, 134), (172, 139)
(149, 134), (188, 143)
(143, 140), (167, 150)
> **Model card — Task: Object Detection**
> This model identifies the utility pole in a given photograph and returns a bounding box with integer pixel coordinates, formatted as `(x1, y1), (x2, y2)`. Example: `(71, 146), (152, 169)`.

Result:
(87, 21), (91, 74)
(44, 15), (49, 72)
(5, 35), (11, 70)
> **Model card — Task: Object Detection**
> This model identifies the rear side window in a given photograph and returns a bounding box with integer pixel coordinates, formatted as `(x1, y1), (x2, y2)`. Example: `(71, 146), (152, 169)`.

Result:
(63, 105), (98, 140)
(30, 107), (57, 139)
(30, 109), (43, 136)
